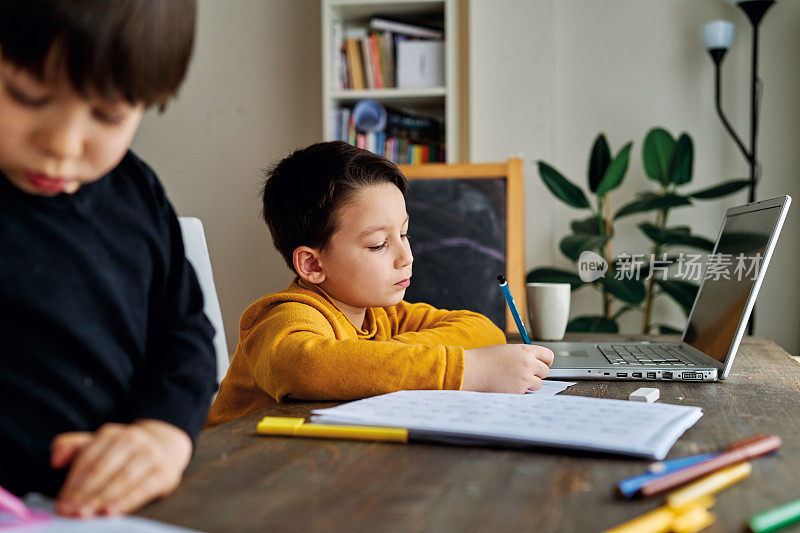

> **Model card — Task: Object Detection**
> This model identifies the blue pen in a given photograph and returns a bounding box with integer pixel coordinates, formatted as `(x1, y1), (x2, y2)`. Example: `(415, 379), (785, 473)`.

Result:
(617, 452), (718, 498)
(497, 275), (531, 344)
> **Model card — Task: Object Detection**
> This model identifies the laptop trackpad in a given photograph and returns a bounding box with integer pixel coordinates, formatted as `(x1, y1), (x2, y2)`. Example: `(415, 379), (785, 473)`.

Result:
(551, 349), (598, 369)
(555, 350), (589, 357)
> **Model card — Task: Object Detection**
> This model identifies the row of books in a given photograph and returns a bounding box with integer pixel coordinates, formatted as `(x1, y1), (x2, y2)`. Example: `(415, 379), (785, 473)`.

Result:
(333, 105), (444, 141)
(357, 133), (445, 164)
(332, 17), (443, 91)
(333, 106), (445, 164)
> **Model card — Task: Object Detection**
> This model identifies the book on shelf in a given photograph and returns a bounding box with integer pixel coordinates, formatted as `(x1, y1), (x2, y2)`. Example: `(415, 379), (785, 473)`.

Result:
(331, 21), (343, 89)
(378, 31), (394, 89)
(368, 34), (383, 89)
(369, 16), (444, 39)
(386, 107), (443, 142)
(332, 105), (444, 164)
(332, 20), (442, 90)
(344, 37), (365, 90)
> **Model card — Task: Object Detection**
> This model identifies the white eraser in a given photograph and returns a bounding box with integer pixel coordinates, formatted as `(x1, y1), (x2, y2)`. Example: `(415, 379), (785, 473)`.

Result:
(629, 387), (660, 403)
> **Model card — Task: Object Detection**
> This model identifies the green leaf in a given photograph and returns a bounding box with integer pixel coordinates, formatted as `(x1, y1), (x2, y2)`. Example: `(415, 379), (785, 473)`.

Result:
(670, 226), (690, 235)
(635, 191), (660, 200)
(526, 267), (585, 289)
(588, 134), (611, 193)
(689, 179), (750, 199)
(600, 276), (646, 304)
(655, 279), (699, 316)
(642, 128), (675, 185)
(638, 222), (663, 243)
(559, 233), (608, 262)
(638, 223), (715, 251)
(670, 134), (693, 185)
(614, 193), (692, 219)
(571, 215), (608, 236)
(657, 325), (684, 335)
(596, 142), (633, 196)
(538, 161), (590, 209)
(566, 316), (619, 333)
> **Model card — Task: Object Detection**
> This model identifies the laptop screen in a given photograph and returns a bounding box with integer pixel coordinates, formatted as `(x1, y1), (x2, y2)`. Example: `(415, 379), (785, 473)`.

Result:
(682, 204), (782, 363)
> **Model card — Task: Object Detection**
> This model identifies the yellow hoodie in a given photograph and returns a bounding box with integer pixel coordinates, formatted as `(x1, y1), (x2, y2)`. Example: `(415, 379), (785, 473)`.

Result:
(206, 278), (505, 427)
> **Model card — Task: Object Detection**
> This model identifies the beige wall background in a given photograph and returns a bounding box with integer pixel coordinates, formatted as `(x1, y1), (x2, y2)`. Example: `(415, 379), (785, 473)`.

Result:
(133, 0), (799, 356)
(133, 0), (321, 355)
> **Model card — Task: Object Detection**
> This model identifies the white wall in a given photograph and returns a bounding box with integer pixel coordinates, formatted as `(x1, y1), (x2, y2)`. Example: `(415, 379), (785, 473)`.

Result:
(132, 0), (322, 355)
(470, 0), (800, 353)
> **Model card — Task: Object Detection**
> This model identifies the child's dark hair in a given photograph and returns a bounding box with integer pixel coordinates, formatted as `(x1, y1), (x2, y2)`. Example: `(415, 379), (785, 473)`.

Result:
(0, 0), (196, 109)
(262, 141), (408, 271)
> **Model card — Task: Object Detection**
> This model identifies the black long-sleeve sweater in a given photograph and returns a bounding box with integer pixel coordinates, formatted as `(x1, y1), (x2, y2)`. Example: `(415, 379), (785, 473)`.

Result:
(0, 151), (216, 496)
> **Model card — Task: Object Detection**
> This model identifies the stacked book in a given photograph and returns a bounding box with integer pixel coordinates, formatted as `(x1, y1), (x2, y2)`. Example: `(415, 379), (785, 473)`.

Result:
(332, 106), (445, 164)
(332, 17), (444, 90)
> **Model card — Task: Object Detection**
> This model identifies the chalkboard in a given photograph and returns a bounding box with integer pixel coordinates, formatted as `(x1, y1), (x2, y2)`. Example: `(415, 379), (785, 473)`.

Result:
(404, 178), (507, 328)
(398, 160), (526, 333)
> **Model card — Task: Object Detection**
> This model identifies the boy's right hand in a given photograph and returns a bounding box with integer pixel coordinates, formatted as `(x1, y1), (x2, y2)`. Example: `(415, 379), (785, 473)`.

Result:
(50, 419), (192, 519)
(462, 344), (554, 394)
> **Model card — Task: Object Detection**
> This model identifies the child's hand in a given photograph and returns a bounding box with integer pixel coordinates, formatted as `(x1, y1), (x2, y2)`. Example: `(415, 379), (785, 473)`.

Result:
(50, 419), (192, 519)
(462, 344), (554, 394)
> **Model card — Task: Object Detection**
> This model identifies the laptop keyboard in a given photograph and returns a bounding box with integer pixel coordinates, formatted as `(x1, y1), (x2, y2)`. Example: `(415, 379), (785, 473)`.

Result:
(598, 344), (695, 366)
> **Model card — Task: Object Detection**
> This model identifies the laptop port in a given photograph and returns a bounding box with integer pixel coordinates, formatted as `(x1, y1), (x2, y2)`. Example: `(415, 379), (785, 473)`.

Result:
(662, 371), (673, 380)
(646, 372), (656, 379)
(682, 372), (702, 381)
(616, 372), (627, 378)
(632, 372), (642, 378)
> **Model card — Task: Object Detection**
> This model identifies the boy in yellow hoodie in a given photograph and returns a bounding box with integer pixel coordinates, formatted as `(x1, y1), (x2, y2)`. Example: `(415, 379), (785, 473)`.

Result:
(207, 142), (553, 426)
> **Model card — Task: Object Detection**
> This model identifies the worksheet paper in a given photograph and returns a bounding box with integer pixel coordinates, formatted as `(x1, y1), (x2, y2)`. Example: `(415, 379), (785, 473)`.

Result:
(0, 494), (200, 532)
(311, 390), (702, 459)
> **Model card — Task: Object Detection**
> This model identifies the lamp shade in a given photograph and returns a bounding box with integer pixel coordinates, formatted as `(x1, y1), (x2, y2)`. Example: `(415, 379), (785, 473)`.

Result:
(703, 20), (735, 50)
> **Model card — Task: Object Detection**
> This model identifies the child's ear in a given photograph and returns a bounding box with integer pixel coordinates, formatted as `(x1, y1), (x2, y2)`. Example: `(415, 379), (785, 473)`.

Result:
(293, 246), (326, 284)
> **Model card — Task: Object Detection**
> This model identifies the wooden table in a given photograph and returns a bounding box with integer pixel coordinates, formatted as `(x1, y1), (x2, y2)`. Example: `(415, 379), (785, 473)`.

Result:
(139, 335), (800, 532)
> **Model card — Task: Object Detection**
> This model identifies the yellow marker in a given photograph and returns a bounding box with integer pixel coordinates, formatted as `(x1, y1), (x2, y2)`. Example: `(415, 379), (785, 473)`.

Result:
(257, 417), (408, 442)
(603, 497), (715, 533)
(671, 506), (716, 533)
(603, 506), (674, 533)
(666, 462), (752, 510)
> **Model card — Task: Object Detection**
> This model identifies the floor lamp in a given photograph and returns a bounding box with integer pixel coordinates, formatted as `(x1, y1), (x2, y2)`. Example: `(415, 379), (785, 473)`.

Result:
(702, 0), (776, 335)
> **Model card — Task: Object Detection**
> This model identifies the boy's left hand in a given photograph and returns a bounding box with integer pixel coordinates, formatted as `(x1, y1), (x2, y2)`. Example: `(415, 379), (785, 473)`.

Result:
(50, 419), (192, 519)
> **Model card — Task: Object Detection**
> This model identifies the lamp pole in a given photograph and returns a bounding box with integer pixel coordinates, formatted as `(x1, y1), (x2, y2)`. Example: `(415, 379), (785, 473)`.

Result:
(703, 0), (775, 335)
(740, 0), (775, 203)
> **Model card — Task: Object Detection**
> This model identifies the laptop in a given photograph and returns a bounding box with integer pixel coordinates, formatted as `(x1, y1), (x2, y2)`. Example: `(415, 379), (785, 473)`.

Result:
(541, 195), (791, 382)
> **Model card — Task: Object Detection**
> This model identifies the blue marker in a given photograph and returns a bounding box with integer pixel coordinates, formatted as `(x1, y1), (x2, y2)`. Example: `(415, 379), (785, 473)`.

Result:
(617, 452), (718, 498)
(497, 275), (531, 344)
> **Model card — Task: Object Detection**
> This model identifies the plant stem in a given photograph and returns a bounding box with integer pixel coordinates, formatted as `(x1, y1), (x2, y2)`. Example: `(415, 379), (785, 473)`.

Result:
(642, 190), (667, 334)
(603, 197), (612, 319)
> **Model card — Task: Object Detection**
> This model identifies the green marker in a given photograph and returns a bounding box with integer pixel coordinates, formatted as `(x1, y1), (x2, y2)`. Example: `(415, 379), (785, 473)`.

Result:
(749, 497), (800, 533)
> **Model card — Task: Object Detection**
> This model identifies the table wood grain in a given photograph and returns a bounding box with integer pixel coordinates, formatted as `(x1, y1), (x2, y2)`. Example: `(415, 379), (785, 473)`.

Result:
(138, 335), (800, 532)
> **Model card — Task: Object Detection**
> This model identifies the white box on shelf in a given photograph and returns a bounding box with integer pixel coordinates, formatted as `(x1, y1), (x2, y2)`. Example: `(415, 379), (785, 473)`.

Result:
(396, 40), (444, 89)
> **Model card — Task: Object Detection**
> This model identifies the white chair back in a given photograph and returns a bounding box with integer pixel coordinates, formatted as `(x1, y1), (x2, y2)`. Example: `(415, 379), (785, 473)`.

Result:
(178, 217), (229, 385)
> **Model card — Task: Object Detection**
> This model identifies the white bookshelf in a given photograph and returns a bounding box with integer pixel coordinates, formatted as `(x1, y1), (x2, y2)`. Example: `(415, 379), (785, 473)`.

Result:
(321, 0), (462, 162)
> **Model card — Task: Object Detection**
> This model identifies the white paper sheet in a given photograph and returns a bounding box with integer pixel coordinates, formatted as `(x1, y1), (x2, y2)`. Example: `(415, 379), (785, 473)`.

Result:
(0, 494), (200, 532)
(526, 380), (576, 395)
(311, 390), (702, 459)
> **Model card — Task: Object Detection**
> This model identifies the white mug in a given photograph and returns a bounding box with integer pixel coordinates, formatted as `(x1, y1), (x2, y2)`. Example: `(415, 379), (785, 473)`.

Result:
(526, 283), (571, 341)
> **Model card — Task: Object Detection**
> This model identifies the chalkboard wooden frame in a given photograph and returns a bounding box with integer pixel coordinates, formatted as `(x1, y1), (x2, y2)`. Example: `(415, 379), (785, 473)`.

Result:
(398, 158), (526, 333)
